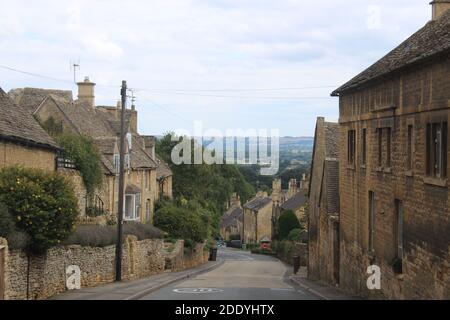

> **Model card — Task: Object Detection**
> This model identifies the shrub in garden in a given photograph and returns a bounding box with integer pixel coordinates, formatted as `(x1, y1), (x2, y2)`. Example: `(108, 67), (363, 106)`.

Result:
(0, 202), (30, 250)
(57, 134), (103, 195)
(64, 223), (165, 247)
(287, 228), (306, 242)
(154, 202), (207, 244)
(0, 166), (79, 254)
(0, 202), (14, 237)
(277, 210), (301, 240)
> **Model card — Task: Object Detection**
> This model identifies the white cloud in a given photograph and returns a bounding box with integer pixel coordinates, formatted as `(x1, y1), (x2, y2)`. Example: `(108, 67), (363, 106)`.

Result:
(0, 0), (432, 136)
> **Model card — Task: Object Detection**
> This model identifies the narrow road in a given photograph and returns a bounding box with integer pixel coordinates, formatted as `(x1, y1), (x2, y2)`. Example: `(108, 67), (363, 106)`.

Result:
(140, 247), (318, 300)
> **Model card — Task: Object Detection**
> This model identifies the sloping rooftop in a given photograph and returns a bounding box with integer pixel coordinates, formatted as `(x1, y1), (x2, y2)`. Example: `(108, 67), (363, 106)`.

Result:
(332, 9), (450, 95)
(324, 122), (340, 159)
(221, 206), (243, 228)
(8, 88), (73, 114)
(0, 88), (60, 151)
(281, 192), (307, 211)
(155, 155), (173, 180)
(11, 89), (158, 171)
(243, 197), (272, 212)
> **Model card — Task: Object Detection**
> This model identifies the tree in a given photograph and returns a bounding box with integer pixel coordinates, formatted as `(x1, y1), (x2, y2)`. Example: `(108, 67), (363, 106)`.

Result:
(154, 201), (207, 243)
(155, 133), (256, 240)
(277, 210), (301, 240)
(0, 166), (79, 254)
(57, 133), (103, 195)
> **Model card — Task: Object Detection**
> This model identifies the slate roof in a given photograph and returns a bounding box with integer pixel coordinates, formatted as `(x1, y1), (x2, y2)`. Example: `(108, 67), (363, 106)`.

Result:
(332, 9), (450, 95)
(0, 88), (60, 151)
(11, 89), (158, 172)
(281, 192), (307, 211)
(243, 197), (272, 212)
(155, 155), (173, 180)
(8, 88), (73, 114)
(221, 206), (243, 228)
(324, 122), (340, 159)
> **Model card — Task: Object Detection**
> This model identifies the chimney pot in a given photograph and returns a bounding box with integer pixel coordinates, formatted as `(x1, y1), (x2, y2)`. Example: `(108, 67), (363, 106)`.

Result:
(77, 76), (96, 109)
(430, 0), (450, 20)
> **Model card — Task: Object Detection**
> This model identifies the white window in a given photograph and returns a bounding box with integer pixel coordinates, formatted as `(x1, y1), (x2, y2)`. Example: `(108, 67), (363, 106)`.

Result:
(145, 200), (151, 222)
(125, 154), (131, 170)
(144, 171), (149, 190)
(124, 193), (141, 221)
(114, 154), (120, 173)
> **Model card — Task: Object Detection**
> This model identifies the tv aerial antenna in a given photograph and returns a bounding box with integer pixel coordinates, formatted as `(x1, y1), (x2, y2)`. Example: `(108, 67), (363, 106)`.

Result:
(70, 60), (80, 83)
(127, 88), (136, 110)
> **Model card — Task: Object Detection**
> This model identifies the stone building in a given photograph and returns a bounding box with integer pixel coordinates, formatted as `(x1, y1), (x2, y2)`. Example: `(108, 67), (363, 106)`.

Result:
(331, 2), (450, 299)
(9, 79), (172, 224)
(242, 193), (273, 244)
(280, 192), (308, 226)
(0, 88), (61, 171)
(308, 117), (340, 286)
(220, 195), (244, 241)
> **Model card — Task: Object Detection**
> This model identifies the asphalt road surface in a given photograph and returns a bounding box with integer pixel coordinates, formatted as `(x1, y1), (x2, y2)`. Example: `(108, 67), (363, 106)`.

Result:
(140, 247), (318, 300)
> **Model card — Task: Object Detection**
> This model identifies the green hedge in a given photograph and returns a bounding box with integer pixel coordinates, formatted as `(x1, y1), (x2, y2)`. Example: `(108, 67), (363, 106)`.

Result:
(277, 210), (301, 240)
(64, 222), (165, 247)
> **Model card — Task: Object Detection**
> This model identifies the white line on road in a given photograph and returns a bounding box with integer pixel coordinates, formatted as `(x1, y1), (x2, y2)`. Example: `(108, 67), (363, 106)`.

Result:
(270, 288), (295, 292)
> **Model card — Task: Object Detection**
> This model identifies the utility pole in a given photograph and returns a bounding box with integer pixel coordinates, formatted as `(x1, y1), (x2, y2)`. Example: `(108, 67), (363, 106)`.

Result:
(115, 80), (127, 282)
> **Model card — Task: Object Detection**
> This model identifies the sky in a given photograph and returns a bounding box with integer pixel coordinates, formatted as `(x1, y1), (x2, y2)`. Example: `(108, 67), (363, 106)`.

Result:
(0, 0), (431, 137)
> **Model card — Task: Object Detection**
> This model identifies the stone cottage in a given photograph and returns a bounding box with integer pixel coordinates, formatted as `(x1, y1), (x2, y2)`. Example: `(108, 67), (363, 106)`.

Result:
(0, 88), (60, 171)
(331, 2), (450, 299)
(308, 117), (340, 286)
(0, 88), (61, 171)
(242, 193), (273, 244)
(220, 195), (243, 241)
(9, 78), (173, 224)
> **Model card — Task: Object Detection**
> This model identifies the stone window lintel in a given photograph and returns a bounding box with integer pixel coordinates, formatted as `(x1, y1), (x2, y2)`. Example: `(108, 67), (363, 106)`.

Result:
(423, 177), (448, 188)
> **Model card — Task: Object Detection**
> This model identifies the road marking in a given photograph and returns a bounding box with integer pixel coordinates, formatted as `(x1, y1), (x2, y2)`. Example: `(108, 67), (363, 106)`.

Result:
(270, 288), (295, 292)
(173, 288), (224, 294)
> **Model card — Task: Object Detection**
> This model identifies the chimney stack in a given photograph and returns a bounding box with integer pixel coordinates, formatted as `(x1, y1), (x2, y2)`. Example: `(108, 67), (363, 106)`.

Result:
(77, 76), (96, 109)
(431, 0), (450, 20)
(288, 179), (298, 199)
(272, 178), (282, 204)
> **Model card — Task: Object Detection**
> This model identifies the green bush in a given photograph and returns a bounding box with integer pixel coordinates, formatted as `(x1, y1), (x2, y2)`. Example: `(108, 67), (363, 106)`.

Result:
(57, 134), (103, 195)
(154, 202), (207, 244)
(64, 222), (164, 247)
(0, 166), (79, 254)
(86, 206), (108, 218)
(0, 202), (30, 250)
(277, 210), (301, 240)
(0, 202), (14, 237)
(287, 228), (305, 242)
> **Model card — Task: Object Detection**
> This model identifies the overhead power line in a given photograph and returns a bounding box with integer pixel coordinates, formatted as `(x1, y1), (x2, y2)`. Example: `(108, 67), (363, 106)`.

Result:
(0, 63), (335, 100)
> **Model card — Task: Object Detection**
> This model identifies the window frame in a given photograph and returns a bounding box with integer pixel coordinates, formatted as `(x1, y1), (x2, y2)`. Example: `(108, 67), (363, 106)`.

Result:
(386, 127), (392, 168)
(426, 121), (448, 179)
(348, 129), (356, 166)
(407, 125), (413, 172)
(362, 128), (367, 167)
(368, 191), (376, 254)
(124, 193), (142, 221)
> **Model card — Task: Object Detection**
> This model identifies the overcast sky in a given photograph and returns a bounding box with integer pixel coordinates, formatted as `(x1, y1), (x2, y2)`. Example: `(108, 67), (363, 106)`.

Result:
(0, 0), (431, 136)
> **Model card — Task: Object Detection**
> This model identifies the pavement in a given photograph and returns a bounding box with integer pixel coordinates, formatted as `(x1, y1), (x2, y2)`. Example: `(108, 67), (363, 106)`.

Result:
(289, 268), (362, 300)
(53, 247), (360, 300)
(53, 260), (224, 300)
